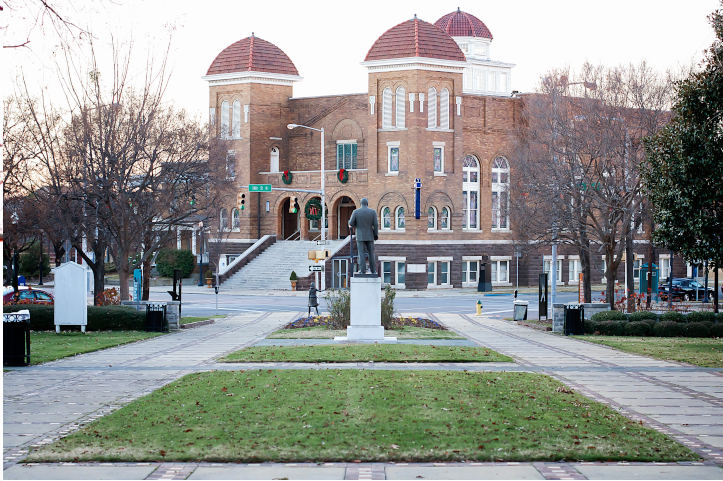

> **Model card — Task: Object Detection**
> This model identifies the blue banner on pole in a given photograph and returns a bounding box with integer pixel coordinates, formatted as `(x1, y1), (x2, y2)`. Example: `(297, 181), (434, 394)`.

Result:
(414, 178), (421, 219)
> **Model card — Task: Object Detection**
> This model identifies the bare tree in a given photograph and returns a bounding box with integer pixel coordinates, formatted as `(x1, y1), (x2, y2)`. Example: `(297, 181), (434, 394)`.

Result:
(513, 62), (675, 307)
(1, 0), (91, 49)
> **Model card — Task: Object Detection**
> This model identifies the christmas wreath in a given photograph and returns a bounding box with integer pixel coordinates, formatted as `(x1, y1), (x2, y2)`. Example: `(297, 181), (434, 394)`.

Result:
(305, 198), (323, 221)
(282, 170), (293, 184)
(338, 168), (349, 183)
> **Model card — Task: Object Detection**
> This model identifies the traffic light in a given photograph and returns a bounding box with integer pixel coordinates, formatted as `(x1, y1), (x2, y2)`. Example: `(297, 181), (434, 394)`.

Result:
(290, 196), (299, 214)
(239, 193), (246, 210)
(190, 195), (196, 206)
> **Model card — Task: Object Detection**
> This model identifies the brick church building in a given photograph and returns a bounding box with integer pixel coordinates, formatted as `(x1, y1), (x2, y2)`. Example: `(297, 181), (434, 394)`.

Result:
(193, 9), (678, 291)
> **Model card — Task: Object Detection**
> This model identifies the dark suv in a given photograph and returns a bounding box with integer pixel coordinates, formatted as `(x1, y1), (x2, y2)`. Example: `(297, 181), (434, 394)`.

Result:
(658, 278), (715, 301)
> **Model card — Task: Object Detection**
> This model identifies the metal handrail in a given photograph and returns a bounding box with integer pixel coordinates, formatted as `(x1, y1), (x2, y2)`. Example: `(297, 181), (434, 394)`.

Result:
(285, 229), (300, 241)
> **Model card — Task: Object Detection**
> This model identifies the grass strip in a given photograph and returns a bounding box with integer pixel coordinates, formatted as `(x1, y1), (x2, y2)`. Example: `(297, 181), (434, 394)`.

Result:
(180, 315), (226, 325)
(27, 331), (163, 365)
(220, 344), (512, 363)
(573, 336), (723, 368)
(267, 326), (465, 340)
(27, 370), (698, 463)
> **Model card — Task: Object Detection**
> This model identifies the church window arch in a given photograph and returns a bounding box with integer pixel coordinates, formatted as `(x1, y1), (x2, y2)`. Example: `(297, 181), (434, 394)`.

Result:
(232, 100), (241, 138)
(395, 86), (406, 128)
(221, 101), (230, 139)
(440, 88), (450, 129)
(381, 206), (392, 230)
(382, 87), (392, 129)
(463, 155), (480, 230)
(427, 87), (437, 128)
(491, 156), (510, 229)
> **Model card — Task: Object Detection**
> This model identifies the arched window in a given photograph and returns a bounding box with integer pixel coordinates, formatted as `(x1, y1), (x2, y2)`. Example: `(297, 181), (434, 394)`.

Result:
(463, 155), (480, 229)
(232, 100), (241, 138)
(220, 101), (230, 139)
(219, 208), (228, 231)
(440, 207), (450, 230)
(427, 207), (437, 230)
(232, 208), (240, 230)
(395, 206), (405, 230)
(382, 87), (392, 129)
(395, 86), (406, 128)
(270, 147), (280, 173)
(381, 207), (391, 230)
(440, 88), (450, 129)
(427, 87), (437, 128)
(491, 156), (510, 229)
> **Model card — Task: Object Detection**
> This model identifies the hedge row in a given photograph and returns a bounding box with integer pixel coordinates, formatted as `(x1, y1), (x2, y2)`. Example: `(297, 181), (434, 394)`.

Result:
(585, 319), (723, 338)
(590, 310), (721, 324)
(3, 305), (145, 331)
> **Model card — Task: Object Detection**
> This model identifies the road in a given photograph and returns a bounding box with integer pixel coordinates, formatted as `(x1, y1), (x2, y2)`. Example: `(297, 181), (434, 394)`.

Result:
(148, 290), (580, 318)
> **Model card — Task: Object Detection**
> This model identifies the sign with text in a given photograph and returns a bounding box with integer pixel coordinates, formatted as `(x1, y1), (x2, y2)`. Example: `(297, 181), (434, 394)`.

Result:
(309, 265), (323, 272)
(578, 272), (584, 303)
(538, 273), (548, 321)
(249, 184), (272, 192)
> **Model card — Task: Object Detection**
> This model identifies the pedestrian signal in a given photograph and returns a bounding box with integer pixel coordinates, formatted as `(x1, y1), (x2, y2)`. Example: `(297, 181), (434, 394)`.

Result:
(290, 196), (299, 214)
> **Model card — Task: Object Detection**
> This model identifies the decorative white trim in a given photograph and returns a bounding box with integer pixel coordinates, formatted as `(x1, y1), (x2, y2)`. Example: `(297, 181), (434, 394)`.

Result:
(408, 93), (415, 112)
(456, 96), (462, 115)
(432, 141), (446, 146)
(369, 95), (376, 115)
(419, 93), (425, 113)
(379, 256), (406, 262)
(243, 105), (249, 123)
(490, 256), (512, 261)
(463, 256), (483, 261)
(462, 228), (482, 233)
(543, 255), (565, 260)
(385, 172), (399, 177)
(202, 71), (303, 86)
(433, 172), (447, 177)
(427, 257), (453, 262)
(568, 255), (580, 260)
(490, 228), (511, 233)
(378, 128), (408, 132)
(426, 128), (454, 133)
(361, 56), (467, 72)
(270, 137), (282, 140)
(427, 229), (454, 233)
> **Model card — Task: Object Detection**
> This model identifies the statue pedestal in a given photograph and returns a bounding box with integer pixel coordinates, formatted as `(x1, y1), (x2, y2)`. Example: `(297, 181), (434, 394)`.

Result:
(334, 276), (397, 343)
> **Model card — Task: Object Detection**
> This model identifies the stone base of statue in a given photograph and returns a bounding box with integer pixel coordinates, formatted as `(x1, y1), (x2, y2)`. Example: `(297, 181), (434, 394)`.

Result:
(334, 275), (397, 343)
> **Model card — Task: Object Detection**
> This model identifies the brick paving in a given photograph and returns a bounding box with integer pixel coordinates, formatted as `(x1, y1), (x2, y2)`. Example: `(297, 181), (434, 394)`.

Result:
(4, 310), (723, 479)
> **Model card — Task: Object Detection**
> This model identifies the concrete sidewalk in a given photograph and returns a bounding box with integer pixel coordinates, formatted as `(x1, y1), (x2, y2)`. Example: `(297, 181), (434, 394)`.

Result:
(4, 312), (723, 479)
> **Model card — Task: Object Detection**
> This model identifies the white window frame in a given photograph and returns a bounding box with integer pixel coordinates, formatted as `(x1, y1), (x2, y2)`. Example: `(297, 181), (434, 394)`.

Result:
(226, 150), (236, 181)
(659, 254), (671, 281)
(395, 206), (406, 232)
(440, 206), (451, 231)
(427, 261), (436, 286)
(543, 256), (564, 286)
(270, 146), (280, 173)
(387, 141), (400, 175)
(380, 257), (406, 289)
(462, 155), (480, 231)
(427, 206), (437, 231)
(219, 208), (229, 232)
(382, 87), (392, 129)
(490, 257), (511, 286)
(220, 100), (230, 139)
(433, 141), (445, 175)
(381, 206), (392, 231)
(231, 208), (240, 231)
(439, 88), (450, 129)
(491, 157), (510, 231)
(427, 87), (437, 129)
(427, 257), (453, 289)
(395, 86), (406, 129)
(462, 256), (482, 288)
(232, 100), (241, 138)
(568, 256), (581, 284)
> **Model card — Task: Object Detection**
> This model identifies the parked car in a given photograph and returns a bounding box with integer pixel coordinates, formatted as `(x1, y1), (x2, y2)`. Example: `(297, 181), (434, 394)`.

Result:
(3, 287), (54, 305)
(658, 278), (714, 301)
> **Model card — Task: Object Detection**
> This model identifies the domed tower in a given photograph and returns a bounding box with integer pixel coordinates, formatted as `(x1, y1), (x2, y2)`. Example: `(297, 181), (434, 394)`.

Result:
(435, 8), (514, 96)
(202, 35), (302, 238)
(360, 14), (466, 209)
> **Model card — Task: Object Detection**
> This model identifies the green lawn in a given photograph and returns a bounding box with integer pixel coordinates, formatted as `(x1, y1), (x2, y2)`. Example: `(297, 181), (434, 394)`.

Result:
(574, 336), (723, 368)
(221, 344), (512, 363)
(26, 331), (163, 365)
(26, 370), (697, 463)
(268, 326), (465, 340)
(180, 315), (226, 325)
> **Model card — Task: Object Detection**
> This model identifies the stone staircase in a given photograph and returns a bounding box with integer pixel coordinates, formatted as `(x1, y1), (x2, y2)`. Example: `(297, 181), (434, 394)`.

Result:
(222, 240), (344, 290)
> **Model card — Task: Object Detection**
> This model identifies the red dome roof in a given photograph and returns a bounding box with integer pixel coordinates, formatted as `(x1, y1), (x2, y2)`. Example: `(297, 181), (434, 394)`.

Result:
(435, 8), (493, 40)
(365, 16), (466, 62)
(206, 36), (299, 76)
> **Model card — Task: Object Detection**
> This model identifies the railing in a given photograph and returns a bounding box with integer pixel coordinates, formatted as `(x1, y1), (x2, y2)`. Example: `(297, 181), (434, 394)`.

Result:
(218, 235), (276, 278)
(285, 230), (300, 241)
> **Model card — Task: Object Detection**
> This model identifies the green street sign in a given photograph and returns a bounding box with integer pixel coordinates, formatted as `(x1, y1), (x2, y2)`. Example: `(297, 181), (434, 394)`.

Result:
(248, 184), (272, 192)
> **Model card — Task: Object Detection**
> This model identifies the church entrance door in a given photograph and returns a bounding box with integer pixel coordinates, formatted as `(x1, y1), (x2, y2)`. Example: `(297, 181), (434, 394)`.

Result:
(282, 198), (299, 239)
(337, 197), (356, 239)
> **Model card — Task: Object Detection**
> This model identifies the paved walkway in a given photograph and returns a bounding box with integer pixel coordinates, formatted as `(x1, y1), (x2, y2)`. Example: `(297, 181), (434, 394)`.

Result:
(4, 312), (723, 479)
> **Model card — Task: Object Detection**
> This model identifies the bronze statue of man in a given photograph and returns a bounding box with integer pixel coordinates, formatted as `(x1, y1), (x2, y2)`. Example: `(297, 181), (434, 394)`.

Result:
(348, 198), (378, 275)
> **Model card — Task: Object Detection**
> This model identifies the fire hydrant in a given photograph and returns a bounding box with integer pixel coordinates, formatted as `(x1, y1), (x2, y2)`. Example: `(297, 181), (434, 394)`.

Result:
(476, 300), (483, 316)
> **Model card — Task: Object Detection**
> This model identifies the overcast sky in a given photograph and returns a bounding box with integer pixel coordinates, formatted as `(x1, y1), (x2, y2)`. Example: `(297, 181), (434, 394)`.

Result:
(3, 0), (719, 117)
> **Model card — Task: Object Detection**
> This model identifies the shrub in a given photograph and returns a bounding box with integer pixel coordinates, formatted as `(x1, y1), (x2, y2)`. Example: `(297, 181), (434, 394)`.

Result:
(104, 262), (117, 273)
(596, 321), (626, 336)
(628, 311), (658, 323)
(660, 311), (686, 323)
(584, 320), (597, 335)
(590, 310), (628, 322)
(95, 287), (121, 306)
(381, 284), (396, 330)
(700, 321), (715, 330)
(710, 323), (723, 338)
(154, 249), (195, 278)
(323, 289), (350, 330)
(653, 321), (683, 337)
(624, 321), (653, 337)
(3, 305), (145, 331)
(683, 322), (710, 338)
(686, 311), (717, 324)
(289, 271), (298, 281)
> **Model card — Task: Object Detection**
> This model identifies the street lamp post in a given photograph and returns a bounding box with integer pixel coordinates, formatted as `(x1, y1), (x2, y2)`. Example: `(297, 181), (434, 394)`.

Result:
(197, 221), (205, 287)
(287, 123), (326, 291)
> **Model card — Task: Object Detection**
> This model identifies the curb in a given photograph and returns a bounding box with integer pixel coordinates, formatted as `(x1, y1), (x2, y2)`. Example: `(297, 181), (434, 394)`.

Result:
(180, 319), (215, 329)
(517, 321), (552, 331)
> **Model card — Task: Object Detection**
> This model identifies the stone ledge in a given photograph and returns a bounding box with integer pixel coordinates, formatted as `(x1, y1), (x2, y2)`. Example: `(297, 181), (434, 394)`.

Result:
(517, 321), (552, 331)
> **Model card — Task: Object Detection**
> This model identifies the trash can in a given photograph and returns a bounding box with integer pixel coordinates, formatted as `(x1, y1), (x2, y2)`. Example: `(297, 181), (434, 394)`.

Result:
(145, 303), (168, 332)
(563, 303), (585, 336)
(513, 300), (529, 321)
(4, 310), (31, 366)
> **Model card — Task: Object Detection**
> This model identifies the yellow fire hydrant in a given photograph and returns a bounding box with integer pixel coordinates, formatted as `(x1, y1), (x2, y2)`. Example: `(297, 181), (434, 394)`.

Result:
(476, 300), (483, 316)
